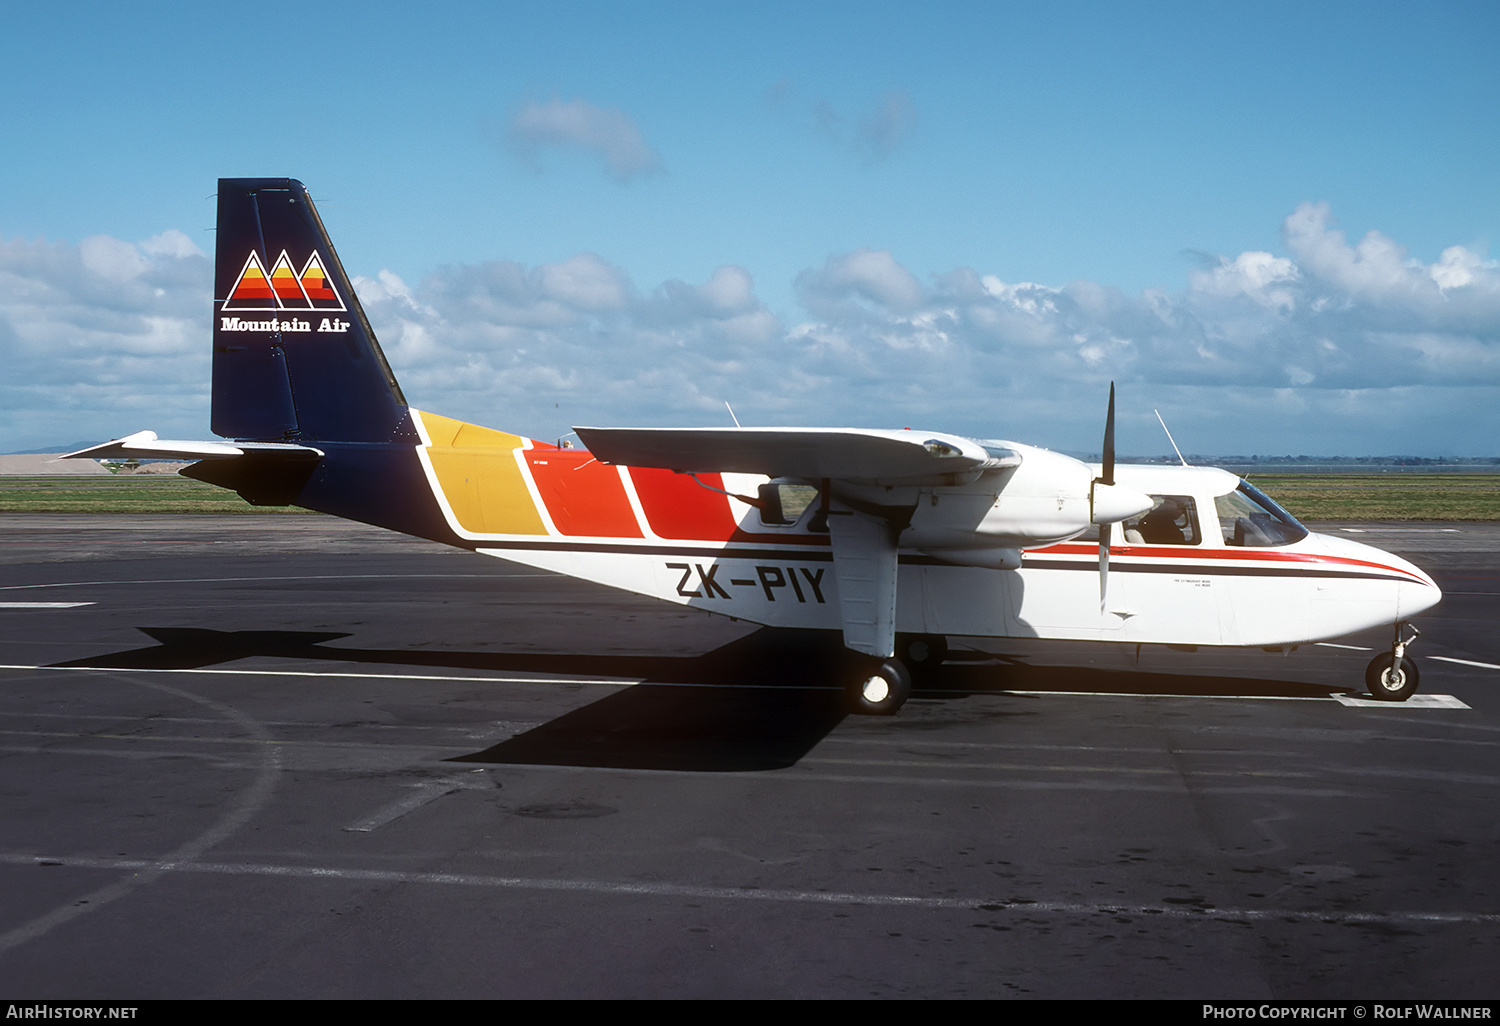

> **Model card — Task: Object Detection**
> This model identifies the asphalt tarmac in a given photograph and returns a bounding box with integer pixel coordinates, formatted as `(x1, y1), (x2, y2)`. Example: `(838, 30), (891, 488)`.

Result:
(0, 514), (1496, 999)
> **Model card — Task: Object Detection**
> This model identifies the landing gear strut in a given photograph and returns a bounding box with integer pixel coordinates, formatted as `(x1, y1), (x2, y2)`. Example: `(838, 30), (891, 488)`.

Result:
(1365, 623), (1420, 702)
(849, 659), (912, 715)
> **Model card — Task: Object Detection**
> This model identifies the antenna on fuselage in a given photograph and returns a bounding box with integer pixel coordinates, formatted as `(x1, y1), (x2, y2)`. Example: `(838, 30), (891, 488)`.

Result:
(1154, 409), (1189, 467)
(725, 401), (742, 428)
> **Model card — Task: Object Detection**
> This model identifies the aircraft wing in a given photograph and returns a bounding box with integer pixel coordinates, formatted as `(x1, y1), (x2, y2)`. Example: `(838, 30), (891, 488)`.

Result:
(573, 426), (1018, 482)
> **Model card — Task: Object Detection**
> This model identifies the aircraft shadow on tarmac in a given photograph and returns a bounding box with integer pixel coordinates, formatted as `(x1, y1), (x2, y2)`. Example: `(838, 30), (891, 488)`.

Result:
(53, 627), (1344, 772)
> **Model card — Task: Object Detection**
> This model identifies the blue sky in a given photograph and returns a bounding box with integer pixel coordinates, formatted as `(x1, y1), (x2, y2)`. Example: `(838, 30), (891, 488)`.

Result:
(3, 1), (1498, 456)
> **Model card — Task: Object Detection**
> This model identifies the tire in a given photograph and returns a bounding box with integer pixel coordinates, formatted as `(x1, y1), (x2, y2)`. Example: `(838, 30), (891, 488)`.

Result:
(1365, 653), (1419, 702)
(849, 659), (912, 715)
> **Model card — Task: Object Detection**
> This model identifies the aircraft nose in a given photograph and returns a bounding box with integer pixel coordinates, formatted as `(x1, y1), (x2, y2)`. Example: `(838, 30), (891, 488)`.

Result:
(1313, 532), (1443, 618)
(1360, 539), (1442, 617)
(1396, 557), (1442, 617)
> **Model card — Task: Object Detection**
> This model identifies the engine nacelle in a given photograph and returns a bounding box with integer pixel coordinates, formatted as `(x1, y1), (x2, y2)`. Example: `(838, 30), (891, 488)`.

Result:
(867, 441), (1153, 557)
(972, 443), (1145, 547)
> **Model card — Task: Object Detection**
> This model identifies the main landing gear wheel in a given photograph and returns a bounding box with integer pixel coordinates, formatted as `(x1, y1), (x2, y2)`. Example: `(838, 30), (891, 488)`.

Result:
(1365, 653), (1419, 702)
(850, 659), (912, 716)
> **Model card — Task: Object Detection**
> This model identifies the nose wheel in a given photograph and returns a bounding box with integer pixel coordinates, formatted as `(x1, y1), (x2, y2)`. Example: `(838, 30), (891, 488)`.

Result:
(1365, 624), (1420, 701)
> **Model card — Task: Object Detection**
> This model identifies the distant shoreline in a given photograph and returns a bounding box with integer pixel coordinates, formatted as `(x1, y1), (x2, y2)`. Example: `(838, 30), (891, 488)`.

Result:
(1144, 462), (1500, 475)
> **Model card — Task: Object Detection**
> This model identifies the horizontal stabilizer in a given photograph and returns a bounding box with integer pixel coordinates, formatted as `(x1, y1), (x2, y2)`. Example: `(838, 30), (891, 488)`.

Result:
(59, 430), (324, 462)
(574, 426), (1017, 482)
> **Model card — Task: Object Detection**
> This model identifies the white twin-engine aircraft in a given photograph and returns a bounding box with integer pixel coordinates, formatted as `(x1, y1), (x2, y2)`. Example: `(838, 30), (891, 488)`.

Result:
(66, 179), (1441, 714)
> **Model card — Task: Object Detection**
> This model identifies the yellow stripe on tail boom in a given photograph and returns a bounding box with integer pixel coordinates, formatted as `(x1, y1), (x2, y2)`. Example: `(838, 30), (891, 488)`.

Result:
(415, 410), (548, 536)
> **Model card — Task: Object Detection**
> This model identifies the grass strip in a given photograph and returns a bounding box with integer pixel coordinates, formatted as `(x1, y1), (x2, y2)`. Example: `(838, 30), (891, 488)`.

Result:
(1246, 475), (1500, 521)
(0, 475), (318, 514)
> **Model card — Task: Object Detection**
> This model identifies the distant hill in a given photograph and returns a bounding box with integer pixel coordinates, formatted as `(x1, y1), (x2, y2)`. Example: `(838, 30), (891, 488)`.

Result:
(0, 454), (112, 476)
(2, 443), (103, 456)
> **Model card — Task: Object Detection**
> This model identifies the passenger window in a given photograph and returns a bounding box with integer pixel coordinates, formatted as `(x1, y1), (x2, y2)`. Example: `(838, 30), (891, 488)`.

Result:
(758, 481), (820, 527)
(1122, 495), (1200, 545)
(1080, 494), (1201, 545)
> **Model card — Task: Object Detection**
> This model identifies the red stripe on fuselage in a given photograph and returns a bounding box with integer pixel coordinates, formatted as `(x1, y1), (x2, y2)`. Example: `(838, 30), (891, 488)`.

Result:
(1029, 542), (1426, 584)
(627, 467), (741, 540)
(525, 450), (643, 538)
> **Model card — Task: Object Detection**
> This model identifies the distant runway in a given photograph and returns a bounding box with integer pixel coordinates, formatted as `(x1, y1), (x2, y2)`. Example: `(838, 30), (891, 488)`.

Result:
(0, 515), (1496, 998)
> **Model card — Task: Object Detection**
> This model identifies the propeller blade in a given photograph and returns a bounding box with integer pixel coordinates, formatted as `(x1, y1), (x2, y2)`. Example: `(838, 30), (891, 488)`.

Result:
(1102, 381), (1116, 487)
(1098, 383), (1123, 609)
(1099, 521), (1111, 609)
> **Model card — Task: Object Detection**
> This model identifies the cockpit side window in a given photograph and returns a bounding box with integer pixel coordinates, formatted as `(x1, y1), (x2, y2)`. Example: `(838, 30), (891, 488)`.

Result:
(1121, 495), (1200, 545)
(757, 481), (820, 527)
(1215, 481), (1308, 547)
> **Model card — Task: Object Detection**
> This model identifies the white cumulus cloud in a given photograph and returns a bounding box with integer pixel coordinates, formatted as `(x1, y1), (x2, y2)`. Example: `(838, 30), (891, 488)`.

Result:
(0, 232), (211, 449)
(798, 249), (926, 314)
(4, 204), (1498, 456)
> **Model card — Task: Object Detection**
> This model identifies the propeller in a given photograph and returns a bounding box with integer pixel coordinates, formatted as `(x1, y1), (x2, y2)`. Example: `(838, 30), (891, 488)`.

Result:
(1087, 384), (1152, 610)
(1088, 382), (1151, 609)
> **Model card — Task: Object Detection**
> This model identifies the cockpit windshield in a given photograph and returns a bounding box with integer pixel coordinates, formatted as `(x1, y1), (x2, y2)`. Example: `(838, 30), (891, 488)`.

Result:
(1215, 481), (1308, 547)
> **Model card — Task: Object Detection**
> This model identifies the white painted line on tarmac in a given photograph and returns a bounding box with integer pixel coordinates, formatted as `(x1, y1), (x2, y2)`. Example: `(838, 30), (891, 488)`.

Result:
(3, 852), (1497, 926)
(1001, 689), (1466, 709)
(998, 689), (1318, 701)
(0, 675), (281, 958)
(1430, 655), (1500, 671)
(0, 602), (95, 609)
(345, 772), (493, 832)
(1316, 642), (1373, 651)
(1335, 694), (1470, 709)
(1, 661), (784, 692)
(1338, 528), (1462, 534)
(0, 663), (638, 687)
(0, 663), (842, 693)
(0, 573), (556, 593)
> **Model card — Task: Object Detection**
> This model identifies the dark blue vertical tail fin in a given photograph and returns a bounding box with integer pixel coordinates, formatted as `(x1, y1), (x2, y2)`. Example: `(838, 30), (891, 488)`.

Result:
(212, 178), (414, 444)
